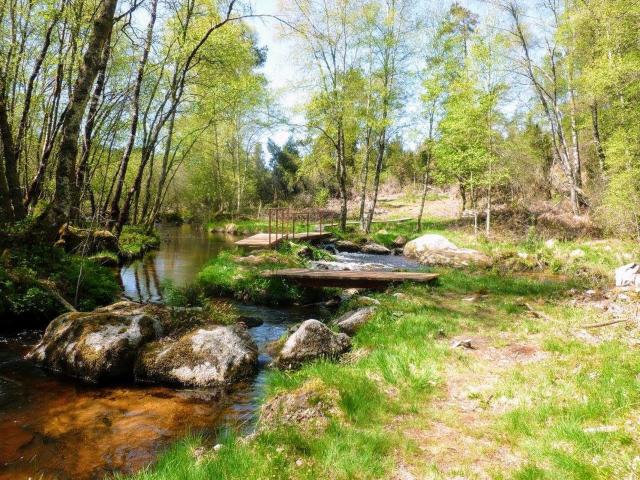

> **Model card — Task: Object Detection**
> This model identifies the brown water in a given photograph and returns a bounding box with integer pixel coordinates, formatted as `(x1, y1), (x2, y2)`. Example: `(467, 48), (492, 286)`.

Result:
(0, 225), (329, 480)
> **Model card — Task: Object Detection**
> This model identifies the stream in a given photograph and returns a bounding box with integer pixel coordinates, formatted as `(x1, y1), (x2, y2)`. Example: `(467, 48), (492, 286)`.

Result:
(0, 225), (333, 480)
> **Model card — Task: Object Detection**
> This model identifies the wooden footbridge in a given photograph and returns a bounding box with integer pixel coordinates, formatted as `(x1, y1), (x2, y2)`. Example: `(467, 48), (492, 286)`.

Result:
(235, 208), (337, 248)
(263, 269), (439, 289)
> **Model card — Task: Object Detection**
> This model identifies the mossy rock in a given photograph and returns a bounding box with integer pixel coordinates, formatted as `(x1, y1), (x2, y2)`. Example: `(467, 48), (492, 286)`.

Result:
(135, 325), (258, 388)
(27, 301), (163, 383)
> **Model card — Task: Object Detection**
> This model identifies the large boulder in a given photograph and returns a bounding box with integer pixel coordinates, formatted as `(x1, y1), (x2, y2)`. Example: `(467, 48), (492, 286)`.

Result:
(276, 320), (351, 370)
(403, 234), (491, 267)
(334, 307), (376, 335)
(615, 263), (640, 289)
(403, 234), (458, 258)
(135, 325), (258, 388)
(361, 242), (391, 255)
(27, 301), (162, 383)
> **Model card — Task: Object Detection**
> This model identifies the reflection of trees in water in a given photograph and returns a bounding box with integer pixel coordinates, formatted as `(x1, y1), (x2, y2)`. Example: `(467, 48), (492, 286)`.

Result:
(133, 264), (142, 302)
(147, 258), (163, 301)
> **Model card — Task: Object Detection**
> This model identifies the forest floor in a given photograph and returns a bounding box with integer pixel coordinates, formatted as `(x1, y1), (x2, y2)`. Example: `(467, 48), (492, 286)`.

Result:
(126, 191), (640, 480)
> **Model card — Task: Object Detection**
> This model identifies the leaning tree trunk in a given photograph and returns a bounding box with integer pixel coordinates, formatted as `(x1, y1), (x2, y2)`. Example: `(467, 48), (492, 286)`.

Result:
(39, 0), (118, 231)
(364, 127), (386, 233)
(416, 151), (431, 231)
(336, 124), (348, 231)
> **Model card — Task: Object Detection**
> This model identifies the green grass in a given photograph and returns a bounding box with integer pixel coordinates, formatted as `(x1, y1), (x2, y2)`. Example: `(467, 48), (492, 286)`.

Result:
(119, 226), (161, 259)
(122, 217), (640, 479)
(197, 249), (329, 306)
(127, 268), (637, 479)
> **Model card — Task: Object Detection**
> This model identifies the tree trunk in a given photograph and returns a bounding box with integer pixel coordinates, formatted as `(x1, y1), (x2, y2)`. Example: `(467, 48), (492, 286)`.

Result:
(590, 101), (606, 173)
(336, 123), (348, 231)
(0, 89), (23, 219)
(416, 152), (431, 231)
(0, 160), (13, 220)
(358, 126), (372, 230)
(74, 41), (110, 220)
(364, 127), (386, 233)
(39, 0), (118, 230)
(109, 0), (157, 227)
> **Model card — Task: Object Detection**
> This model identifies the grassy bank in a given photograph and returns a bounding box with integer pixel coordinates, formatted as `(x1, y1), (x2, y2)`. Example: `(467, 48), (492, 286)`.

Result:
(122, 215), (640, 479)
(126, 265), (640, 479)
(0, 244), (120, 328)
(119, 226), (161, 260)
(197, 244), (334, 306)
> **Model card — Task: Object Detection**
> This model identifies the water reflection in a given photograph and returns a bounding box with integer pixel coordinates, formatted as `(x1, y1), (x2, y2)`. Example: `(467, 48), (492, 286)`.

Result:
(120, 225), (239, 302)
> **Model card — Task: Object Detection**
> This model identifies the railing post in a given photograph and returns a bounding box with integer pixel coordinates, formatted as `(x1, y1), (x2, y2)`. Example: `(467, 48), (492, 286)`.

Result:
(319, 210), (323, 234)
(268, 209), (272, 246)
(292, 209), (295, 240)
(306, 211), (310, 238)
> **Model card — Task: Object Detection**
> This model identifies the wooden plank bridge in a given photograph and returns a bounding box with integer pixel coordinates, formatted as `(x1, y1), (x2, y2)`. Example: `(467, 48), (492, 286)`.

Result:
(235, 208), (337, 249)
(262, 269), (439, 289)
(235, 232), (332, 248)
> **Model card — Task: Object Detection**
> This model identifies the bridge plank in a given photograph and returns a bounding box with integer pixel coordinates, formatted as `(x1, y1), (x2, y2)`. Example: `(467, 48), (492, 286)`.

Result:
(262, 269), (438, 289)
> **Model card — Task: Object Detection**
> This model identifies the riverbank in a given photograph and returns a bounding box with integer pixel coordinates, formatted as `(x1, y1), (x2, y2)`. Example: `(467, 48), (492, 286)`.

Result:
(125, 265), (640, 479)
(0, 224), (161, 328)
(123, 220), (640, 480)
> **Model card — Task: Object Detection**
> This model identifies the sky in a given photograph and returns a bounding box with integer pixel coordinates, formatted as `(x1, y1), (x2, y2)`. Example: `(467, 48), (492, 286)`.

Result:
(246, 0), (527, 153)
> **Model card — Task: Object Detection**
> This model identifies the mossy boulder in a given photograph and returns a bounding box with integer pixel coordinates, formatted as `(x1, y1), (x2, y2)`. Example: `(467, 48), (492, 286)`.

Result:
(26, 301), (162, 383)
(276, 319), (351, 370)
(135, 325), (258, 388)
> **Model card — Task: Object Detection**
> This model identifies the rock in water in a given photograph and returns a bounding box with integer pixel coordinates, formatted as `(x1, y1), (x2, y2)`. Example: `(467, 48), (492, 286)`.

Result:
(361, 242), (391, 255)
(392, 235), (408, 248)
(135, 325), (258, 388)
(224, 223), (238, 234)
(615, 263), (640, 289)
(335, 240), (361, 252)
(403, 233), (490, 267)
(27, 301), (162, 383)
(334, 307), (376, 335)
(276, 320), (350, 369)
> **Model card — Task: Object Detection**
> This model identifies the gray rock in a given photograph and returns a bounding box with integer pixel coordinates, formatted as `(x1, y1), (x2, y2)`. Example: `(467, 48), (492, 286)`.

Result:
(403, 233), (490, 267)
(339, 288), (362, 302)
(27, 301), (162, 383)
(237, 316), (264, 328)
(276, 320), (351, 369)
(361, 242), (391, 255)
(355, 296), (381, 306)
(334, 307), (376, 335)
(392, 235), (408, 248)
(135, 325), (258, 388)
(615, 263), (640, 289)
(224, 223), (238, 234)
(335, 240), (361, 252)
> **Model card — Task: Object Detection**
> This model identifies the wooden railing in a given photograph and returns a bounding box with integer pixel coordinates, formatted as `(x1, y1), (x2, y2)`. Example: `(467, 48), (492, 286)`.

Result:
(267, 208), (339, 246)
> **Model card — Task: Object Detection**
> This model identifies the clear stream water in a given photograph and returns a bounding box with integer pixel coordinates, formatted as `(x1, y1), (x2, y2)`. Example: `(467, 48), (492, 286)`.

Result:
(0, 225), (416, 480)
(0, 225), (335, 480)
